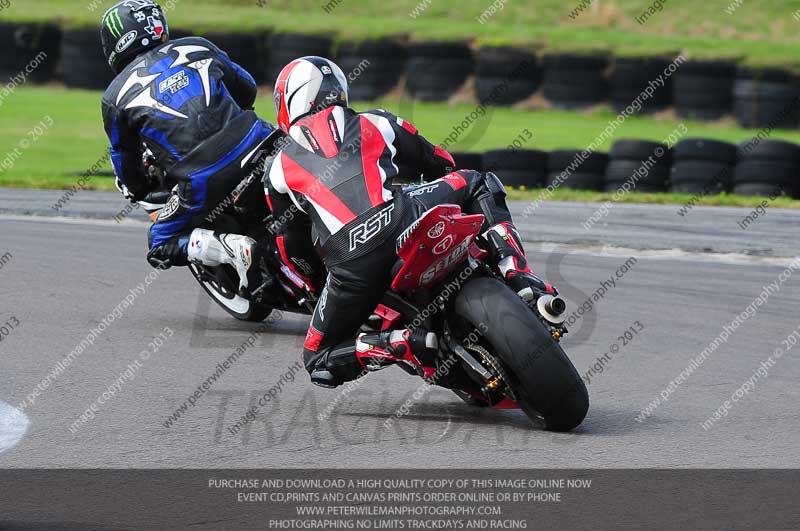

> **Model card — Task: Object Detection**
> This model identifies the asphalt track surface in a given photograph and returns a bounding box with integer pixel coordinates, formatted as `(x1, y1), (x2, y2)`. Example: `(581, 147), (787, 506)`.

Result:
(1, 191), (799, 468)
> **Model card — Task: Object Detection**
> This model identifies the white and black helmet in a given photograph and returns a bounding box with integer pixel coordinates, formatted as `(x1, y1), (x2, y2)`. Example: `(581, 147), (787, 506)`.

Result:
(273, 56), (349, 133)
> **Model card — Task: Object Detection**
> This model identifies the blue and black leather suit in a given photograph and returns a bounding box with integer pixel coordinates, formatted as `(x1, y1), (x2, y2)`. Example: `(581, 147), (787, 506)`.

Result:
(101, 36), (276, 264)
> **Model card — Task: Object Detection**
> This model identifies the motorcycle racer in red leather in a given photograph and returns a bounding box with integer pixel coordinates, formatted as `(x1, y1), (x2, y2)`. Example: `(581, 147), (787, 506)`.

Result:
(265, 56), (557, 388)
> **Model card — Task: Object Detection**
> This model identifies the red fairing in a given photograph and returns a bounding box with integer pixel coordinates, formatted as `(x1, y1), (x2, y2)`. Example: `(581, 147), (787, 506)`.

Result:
(434, 145), (455, 166)
(391, 204), (484, 292)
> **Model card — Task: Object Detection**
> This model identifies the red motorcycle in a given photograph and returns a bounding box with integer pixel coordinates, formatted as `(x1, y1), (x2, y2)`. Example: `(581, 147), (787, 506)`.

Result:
(141, 170), (588, 431)
(360, 203), (588, 431)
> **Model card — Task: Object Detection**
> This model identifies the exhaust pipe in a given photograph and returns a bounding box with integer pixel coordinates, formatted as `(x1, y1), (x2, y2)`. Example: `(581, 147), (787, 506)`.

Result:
(537, 295), (567, 324)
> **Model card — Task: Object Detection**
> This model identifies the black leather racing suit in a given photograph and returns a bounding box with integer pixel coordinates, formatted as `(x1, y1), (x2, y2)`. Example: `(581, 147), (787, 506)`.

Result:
(265, 106), (516, 384)
(101, 36), (276, 264)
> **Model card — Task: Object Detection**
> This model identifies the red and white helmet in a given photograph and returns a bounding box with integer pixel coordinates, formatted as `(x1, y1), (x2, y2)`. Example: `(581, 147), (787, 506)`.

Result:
(273, 56), (349, 133)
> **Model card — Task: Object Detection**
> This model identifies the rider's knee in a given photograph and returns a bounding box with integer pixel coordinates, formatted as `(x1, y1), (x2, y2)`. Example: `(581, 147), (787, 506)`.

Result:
(303, 330), (325, 373)
(454, 169), (506, 199)
(482, 171), (507, 198)
(457, 170), (510, 225)
(451, 169), (483, 191)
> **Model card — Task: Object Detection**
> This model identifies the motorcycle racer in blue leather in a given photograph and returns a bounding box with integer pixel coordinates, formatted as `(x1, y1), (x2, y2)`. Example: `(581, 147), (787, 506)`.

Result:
(100, 0), (280, 291)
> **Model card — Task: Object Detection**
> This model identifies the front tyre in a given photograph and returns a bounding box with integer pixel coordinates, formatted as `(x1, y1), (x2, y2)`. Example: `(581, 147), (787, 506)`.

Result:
(188, 263), (272, 322)
(453, 277), (589, 431)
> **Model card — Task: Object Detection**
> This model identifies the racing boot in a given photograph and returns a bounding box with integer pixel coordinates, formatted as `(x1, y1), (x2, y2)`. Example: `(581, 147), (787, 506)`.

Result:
(308, 343), (366, 389)
(357, 328), (438, 371)
(309, 328), (438, 388)
(482, 222), (557, 302)
(187, 228), (262, 292)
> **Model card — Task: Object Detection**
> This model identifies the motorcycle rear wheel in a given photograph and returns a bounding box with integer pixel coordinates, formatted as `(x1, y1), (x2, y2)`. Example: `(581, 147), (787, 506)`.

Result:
(188, 263), (273, 322)
(453, 277), (589, 431)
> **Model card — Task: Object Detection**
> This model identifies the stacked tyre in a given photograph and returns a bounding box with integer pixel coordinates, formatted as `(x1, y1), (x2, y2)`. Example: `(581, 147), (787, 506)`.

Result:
(546, 150), (608, 191)
(606, 140), (671, 193)
(450, 152), (484, 172)
(336, 39), (407, 101)
(482, 149), (547, 190)
(670, 139), (736, 194)
(0, 22), (61, 83)
(542, 54), (608, 109)
(405, 42), (473, 102)
(61, 28), (115, 90)
(265, 33), (332, 86)
(733, 67), (800, 129)
(474, 46), (540, 105)
(673, 60), (736, 120)
(733, 140), (800, 197)
(201, 32), (269, 84)
(609, 56), (673, 113)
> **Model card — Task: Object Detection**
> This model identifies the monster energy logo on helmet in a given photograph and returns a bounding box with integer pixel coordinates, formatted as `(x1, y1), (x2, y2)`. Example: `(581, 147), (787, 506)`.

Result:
(104, 8), (124, 39)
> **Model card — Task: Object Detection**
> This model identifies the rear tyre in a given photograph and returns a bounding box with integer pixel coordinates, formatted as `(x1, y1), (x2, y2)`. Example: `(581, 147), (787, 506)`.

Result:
(453, 278), (588, 431)
(188, 263), (272, 322)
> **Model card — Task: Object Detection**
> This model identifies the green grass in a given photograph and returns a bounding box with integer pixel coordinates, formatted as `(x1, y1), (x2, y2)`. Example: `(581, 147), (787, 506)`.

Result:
(4, 2), (799, 208)
(3, 0), (800, 67)
(0, 86), (800, 208)
(2, 85), (800, 209)
(0, 87), (112, 189)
